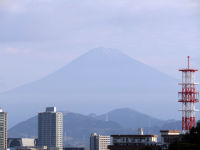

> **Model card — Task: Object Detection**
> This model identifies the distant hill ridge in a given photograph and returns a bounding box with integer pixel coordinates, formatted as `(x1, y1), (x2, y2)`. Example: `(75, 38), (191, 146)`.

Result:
(97, 108), (166, 128)
(8, 108), (181, 147)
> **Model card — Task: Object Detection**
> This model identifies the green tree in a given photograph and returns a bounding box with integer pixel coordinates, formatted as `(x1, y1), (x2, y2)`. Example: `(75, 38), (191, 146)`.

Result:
(169, 122), (200, 150)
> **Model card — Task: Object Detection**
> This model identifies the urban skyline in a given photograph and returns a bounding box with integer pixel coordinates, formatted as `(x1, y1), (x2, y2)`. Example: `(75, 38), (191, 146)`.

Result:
(1, 0), (200, 150)
(1, 0), (200, 127)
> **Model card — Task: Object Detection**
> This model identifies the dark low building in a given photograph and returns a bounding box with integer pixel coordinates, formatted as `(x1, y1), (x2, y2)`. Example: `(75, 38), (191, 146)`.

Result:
(13, 146), (47, 150)
(160, 130), (181, 149)
(8, 138), (36, 148)
(63, 147), (88, 150)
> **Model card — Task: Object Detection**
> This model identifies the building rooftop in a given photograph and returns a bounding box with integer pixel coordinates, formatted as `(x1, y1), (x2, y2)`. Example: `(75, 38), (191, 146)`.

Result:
(160, 130), (181, 133)
(111, 135), (158, 138)
(45, 107), (56, 112)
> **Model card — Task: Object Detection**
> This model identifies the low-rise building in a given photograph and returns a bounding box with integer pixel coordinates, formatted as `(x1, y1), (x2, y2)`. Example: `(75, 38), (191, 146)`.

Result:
(8, 138), (36, 148)
(12, 146), (47, 150)
(160, 130), (181, 149)
(63, 147), (88, 150)
(108, 129), (159, 150)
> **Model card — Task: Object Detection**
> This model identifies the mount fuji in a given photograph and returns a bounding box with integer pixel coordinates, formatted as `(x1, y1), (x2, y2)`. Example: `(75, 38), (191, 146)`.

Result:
(0, 47), (178, 127)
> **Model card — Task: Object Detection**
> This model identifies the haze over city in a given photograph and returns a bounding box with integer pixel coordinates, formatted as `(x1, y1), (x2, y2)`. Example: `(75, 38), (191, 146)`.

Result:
(0, 0), (200, 133)
(1, 1), (200, 150)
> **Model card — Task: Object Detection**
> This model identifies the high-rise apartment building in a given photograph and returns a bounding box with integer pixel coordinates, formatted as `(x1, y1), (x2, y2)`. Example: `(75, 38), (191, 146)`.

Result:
(0, 108), (7, 150)
(38, 107), (63, 150)
(90, 133), (110, 150)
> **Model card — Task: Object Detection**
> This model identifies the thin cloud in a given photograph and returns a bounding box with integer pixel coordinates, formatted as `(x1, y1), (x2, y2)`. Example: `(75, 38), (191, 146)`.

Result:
(1, 48), (31, 55)
(0, 0), (31, 13)
(0, 0), (200, 90)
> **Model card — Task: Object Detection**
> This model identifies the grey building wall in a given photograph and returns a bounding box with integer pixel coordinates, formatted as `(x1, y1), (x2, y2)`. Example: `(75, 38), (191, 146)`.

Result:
(90, 133), (97, 150)
(7, 138), (36, 148)
(0, 109), (7, 150)
(90, 133), (110, 150)
(38, 107), (63, 150)
(63, 147), (88, 150)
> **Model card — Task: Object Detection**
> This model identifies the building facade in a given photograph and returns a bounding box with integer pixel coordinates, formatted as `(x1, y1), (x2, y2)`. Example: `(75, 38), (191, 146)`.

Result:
(63, 147), (88, 150)
(38, 107), (63, 150)
(0, 108), (7, 150)
(108, 129), (159, 150)
(13, 146), (47, 150)
(90, 133), (110, 150)
(160, 130), (181, 148)
(7, 138), (36, 148)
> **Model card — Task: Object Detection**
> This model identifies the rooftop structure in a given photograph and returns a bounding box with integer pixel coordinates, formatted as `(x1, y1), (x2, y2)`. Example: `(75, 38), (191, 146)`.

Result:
(46, 107), (56, 113)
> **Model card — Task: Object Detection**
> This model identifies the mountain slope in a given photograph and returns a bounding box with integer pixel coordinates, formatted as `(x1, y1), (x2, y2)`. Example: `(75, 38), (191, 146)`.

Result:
(97, 108), (166, 128)
(8, 112), (122, 147)
(0, 47), (178, 126)
(8, 109), (181, 147)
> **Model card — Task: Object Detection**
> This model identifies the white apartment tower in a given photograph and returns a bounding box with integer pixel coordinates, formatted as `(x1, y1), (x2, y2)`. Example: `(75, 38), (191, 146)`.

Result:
(0, 108), (7, 150)
(90, 133), (110, 150)
(38, 107), (63, 150)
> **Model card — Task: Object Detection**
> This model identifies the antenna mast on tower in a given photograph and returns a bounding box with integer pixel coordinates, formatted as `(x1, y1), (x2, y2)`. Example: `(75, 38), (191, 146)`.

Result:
(179, 56), (199, 133)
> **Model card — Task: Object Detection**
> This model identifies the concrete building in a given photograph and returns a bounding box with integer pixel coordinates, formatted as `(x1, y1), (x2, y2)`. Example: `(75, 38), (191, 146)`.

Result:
(160, 130), (181, 149)
(7, 138), (36, 148)
(90, 133), (110, 150)
(38, 107), (63, 150)
(13, 146), (47, 150)
(108, 129), (159, 150)
(0, 108), (7, 150)
(63, 147), (88, 150)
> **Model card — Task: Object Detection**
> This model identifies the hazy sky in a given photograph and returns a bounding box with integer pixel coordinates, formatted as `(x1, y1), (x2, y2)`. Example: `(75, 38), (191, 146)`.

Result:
(0, 0), (200, 92)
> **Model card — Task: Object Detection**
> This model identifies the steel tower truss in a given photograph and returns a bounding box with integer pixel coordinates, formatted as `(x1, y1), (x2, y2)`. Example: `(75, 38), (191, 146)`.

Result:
(179, 56), (199, 133)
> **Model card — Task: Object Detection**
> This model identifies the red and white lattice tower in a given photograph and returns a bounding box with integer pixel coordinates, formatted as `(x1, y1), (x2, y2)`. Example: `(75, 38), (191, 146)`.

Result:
(179, 56), (199, 133)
